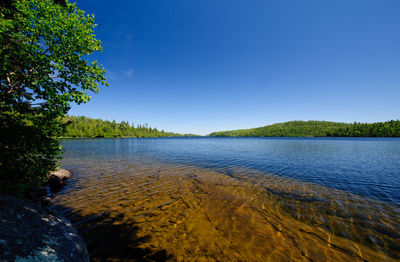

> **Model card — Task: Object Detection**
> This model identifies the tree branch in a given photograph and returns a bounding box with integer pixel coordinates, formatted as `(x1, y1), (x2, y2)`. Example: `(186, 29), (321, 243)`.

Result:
(5, 74), (15, 94)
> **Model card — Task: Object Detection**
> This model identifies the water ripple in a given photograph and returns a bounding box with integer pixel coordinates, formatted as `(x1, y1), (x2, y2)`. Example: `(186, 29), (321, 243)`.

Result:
(52, 138), (400, 261)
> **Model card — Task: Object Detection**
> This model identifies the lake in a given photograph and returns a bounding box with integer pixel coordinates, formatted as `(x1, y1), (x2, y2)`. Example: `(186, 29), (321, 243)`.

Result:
(52, 137), (400, 261)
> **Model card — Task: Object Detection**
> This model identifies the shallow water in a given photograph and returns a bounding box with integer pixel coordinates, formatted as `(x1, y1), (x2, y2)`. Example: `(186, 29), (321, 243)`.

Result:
(52, 137), (400, 261)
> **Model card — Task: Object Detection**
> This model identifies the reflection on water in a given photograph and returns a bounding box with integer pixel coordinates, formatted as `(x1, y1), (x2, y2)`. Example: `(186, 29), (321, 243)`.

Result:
(60, 137), (400, 204)
(52, 155), (400, 261)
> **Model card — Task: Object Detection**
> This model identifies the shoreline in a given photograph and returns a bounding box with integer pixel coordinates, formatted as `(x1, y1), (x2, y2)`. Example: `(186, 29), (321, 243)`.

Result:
(0, 192), (89, 261)
(59, 136), (400, 139)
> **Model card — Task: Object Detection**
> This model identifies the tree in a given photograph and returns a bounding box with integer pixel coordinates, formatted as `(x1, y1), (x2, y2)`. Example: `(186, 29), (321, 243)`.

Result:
(0, 0), (108, 196)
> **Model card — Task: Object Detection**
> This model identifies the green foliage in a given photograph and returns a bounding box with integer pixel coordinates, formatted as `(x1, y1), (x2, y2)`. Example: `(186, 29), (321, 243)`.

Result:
(62, 116), (195, 138)
(0, 0), (107, 196)
(0, 110), (63, 195)
(1, 0), (107, 111)
(209, 120), (400, 137)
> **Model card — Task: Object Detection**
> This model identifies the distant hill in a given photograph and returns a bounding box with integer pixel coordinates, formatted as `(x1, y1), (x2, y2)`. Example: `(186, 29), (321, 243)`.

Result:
(209, 120), (400, 137)
(62, 116), (197, 138)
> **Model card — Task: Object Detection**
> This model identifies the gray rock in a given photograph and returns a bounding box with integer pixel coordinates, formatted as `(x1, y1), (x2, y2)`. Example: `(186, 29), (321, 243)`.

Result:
(0, 195), (89, 262)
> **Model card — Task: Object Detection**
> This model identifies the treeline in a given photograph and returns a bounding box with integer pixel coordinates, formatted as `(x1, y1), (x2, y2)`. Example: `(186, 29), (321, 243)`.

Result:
(209, 120), (400, 137)
(62, 116), (195, 138)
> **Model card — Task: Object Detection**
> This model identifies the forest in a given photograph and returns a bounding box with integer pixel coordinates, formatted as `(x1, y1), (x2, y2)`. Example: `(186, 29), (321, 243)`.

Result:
(209, 120), (400, 137)
(62, 116), (194, 138)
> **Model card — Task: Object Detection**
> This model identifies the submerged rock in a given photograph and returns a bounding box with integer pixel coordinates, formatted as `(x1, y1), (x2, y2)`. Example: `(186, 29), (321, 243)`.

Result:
(0, 195), (89, 262)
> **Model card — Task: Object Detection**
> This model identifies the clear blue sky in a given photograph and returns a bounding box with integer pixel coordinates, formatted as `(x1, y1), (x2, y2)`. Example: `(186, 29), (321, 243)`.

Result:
(69, 0), (400, 135)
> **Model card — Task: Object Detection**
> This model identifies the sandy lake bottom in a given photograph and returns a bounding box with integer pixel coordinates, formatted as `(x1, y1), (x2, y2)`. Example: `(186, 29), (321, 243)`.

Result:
(51, 158), (400, 261)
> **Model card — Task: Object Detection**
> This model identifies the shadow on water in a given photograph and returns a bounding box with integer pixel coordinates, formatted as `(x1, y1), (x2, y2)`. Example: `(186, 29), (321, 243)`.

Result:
(51, 204), (174, 262)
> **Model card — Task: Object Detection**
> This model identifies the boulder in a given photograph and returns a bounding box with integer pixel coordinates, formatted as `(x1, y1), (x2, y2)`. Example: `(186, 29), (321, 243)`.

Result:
(50, 169), (72, 180)
(48, 169), (72, 191)
(48, 175), (67, 191)
(0, 194), (89, 262)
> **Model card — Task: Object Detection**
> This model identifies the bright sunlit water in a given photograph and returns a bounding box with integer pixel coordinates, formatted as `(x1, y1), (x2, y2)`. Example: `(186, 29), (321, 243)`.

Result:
(52, 137), (400, 261)
(62, 137), (400, 204)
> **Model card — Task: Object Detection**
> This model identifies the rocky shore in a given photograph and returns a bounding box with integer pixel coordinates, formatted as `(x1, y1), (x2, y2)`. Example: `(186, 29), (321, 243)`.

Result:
(0, 169), (89, 261)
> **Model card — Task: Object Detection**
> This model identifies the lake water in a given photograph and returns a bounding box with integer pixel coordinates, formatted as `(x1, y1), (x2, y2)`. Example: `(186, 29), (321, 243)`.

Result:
(52, 137), (400, 261)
